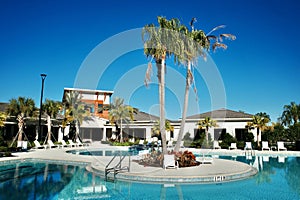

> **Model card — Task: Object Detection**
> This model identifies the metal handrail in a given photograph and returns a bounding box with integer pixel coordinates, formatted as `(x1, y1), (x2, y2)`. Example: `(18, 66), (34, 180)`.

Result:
(105, 152), (131, 181)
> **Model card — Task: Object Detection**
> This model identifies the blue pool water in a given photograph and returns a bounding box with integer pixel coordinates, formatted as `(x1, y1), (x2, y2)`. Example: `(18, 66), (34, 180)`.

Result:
(0, 156), (299, 199)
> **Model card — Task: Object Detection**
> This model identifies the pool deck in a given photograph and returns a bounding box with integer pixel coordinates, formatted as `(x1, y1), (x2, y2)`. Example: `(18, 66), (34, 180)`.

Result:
(2, 142), (300, 184)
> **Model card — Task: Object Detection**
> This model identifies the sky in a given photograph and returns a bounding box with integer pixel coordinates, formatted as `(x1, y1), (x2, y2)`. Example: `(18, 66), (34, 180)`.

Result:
(0, 0), (300, 122)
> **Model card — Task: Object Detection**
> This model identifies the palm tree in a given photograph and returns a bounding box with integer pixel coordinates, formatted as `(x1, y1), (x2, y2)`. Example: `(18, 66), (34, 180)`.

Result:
(0, 112), (6, 127)
(280, 102), (300, 126)
(174, 20), (235, 152)
(142, 16), (183, 154)
(109, 97), (136, 142)
(42, 99), (62, 142)
(152, 120), (174, 138)
(246, 115), (270, 147)
(64, 91), (90, 141)
(197, 117), (217, 147)
(6, 97), (36, 144)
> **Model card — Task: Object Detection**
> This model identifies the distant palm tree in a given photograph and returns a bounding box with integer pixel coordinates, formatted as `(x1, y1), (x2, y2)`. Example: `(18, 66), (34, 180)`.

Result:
(6, 97), (36, 144)
(152, 120), (174, 138)
(42, 99), (62, 142)
(64, 91), (90, 140)
(109, 97), (136, 142)
(0, 112), (6, 127)
(246, 115), (270, 147)
(280, 102), (300, 126)
(197, 117), (217, 146)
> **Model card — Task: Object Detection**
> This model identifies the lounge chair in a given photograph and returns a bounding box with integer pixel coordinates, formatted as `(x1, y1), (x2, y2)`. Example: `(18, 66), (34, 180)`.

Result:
(76, 138), (84, 147)
(180, 141), (185, 148)
(262, 141), (270, 151)
(48, 140), (59, 149)
(244, 142), (252, 150)
(17, 141), (23, 151)
(196, 155), (214, 164)
(163, 154), (178, 170)
(213, 141), (221, 149)
(167, 141), (173, 148)
(139, 139), (144, 145)
(68, 140), (79, 147)
(33, 140), (47, 149)
(277, 141), (287, 151)
(22, 141), (28, 151)
(61, 140), (72, 148)
(229, 143), (237, 150)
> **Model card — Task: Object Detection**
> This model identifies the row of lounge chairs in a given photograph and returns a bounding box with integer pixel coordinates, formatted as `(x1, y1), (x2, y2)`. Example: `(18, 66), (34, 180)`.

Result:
(33, 139), (88, 150)
(213, 141), (287, 151)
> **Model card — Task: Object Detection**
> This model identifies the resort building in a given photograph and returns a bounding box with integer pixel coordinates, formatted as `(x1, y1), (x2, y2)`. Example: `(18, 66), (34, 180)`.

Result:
(182, 109), (257, 142)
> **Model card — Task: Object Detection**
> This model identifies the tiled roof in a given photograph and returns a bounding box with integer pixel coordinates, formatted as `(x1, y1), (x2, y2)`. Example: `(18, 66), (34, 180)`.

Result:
(186, 108), (253, 119)
(133, 111), (160, 122)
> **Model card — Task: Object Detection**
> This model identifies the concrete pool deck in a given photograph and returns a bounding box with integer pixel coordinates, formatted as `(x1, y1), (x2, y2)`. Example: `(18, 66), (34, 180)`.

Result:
(2, 142), (300, 184)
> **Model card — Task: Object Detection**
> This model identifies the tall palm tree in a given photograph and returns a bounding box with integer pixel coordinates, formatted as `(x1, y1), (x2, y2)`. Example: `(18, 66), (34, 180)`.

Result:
(6, 97), (36, 144)
(174, 20), (235, 151)
(197, 117), (217, 147)
(246, 115), (270, 147)
(280, 102), (300, 126)
(64, 91), (90, 141)
(42, 99), (62, 142)
(109, 97), (136, 142)
(142, 16), (183, 154)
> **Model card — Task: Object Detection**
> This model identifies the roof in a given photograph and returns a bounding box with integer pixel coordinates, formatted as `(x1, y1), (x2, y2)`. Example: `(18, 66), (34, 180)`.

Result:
(0, 102), (8, 112)
(132, 111), (160, 122)
(64, 88), (114, 95)
(186, 108), (253, 120)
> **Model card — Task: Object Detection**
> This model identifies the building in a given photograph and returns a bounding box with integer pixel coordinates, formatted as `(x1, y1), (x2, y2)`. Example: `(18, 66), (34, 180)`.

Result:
(181, 108), (257, 142)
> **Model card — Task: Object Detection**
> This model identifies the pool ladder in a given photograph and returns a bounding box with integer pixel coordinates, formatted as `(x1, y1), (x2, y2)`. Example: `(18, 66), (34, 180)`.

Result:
(105, 154), (130, 182)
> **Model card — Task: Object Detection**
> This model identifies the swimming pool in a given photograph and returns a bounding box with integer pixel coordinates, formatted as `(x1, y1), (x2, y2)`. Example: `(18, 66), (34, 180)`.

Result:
(0, 156), (299, 199)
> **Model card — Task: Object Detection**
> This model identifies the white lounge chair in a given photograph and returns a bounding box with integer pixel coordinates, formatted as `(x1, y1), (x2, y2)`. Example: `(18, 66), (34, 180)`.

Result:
(277, 141), (287, 151)
(139, 139), (144, 145)
(262, 141), (270, 151)
(229, 143), (237, 150)
(48, 140), (58, 149)
(213, 141), (221, 149)
(163, 154), (178, 170)
(167, 141), (173, 148)
(244, 142), (252, 150)
(68, 140), (78, 147)
(196, 156), (214, 164)
(61, 140), (72, 148)
(33, 140), (47, 149)
(22, 141), (28, 151)
(17, 141), (23, 151)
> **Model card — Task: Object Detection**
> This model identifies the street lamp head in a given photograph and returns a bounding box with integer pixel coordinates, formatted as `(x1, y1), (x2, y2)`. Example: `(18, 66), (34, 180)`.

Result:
(40, 74), (47, 79)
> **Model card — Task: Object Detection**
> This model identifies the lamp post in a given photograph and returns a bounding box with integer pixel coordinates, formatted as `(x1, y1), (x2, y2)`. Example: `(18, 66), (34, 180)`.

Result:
(38, 73), (47, 140)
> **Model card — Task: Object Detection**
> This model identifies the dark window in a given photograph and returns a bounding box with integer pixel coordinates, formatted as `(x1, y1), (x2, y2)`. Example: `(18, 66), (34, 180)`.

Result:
(214, 128), (226, 140)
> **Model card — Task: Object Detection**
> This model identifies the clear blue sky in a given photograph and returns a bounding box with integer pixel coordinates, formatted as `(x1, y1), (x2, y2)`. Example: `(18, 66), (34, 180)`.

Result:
(1, 0), (300, 122)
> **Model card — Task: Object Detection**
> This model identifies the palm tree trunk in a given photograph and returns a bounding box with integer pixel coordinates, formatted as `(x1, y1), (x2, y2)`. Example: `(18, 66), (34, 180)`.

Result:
(75, 120), (80, 140)
(175, 61), (191, 152)
(206, 127), (209, 147)
(257, 128), (260, 147)
(17, 115), (24, 142)
(158, 58), (167, 154)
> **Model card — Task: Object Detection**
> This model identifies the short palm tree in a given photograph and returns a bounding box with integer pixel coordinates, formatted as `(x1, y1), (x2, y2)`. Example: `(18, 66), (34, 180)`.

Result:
(152, 120), (174, 138)
(197, 117), (217, 147)
(42, 99), (62, 142)
(6, 97), (36, 144)
(109, 97), (136, 142)
(0, 112), (6, 127)
(246, 115), (270, 147)
(64, 91), (90, 141)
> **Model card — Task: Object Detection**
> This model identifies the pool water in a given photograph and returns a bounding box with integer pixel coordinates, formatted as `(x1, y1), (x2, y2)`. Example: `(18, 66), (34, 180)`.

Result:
(0, 156), (299, 200)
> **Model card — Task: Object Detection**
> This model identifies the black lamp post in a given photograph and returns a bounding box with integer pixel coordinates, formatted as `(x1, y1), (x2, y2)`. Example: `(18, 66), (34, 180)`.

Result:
(38, 73), (47, 140)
